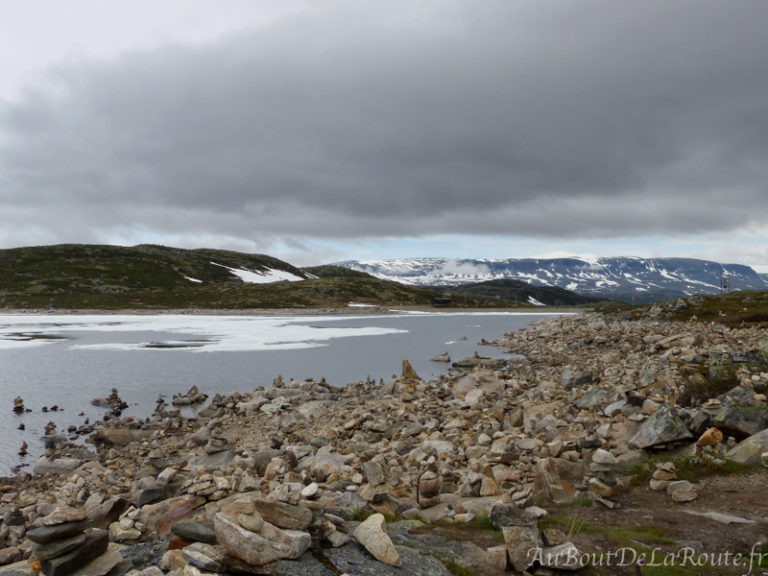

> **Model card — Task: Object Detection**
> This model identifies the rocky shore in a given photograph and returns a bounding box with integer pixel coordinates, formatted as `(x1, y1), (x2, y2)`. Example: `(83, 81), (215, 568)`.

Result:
(1, 303), (767, 575)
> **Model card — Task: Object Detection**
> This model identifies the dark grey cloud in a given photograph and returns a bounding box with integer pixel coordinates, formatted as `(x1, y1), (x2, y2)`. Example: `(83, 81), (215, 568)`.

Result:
(2, 0), (768, 250)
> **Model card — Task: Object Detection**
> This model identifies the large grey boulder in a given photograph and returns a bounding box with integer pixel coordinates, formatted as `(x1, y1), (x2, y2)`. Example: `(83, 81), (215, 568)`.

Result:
(34, 456), (83, 476)
(228, 495), (313, 531)
(214, 512), (310, 567)
(629, 404), (692, 449)
(712, 387), (768, 437)
(727, 428), (768, 465)
(714, 405), (768, 437)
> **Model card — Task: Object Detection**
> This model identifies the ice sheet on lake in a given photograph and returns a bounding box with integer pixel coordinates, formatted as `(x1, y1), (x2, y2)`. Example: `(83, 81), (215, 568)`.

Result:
(0, 314), (407, 353)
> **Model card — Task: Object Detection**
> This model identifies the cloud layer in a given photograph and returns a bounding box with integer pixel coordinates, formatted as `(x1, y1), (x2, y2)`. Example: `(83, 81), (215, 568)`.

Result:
(1, 1), (767, 258)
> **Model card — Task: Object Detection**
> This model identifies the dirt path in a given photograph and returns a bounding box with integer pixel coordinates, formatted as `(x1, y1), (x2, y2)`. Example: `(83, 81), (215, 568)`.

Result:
(540, 471), (768, 575)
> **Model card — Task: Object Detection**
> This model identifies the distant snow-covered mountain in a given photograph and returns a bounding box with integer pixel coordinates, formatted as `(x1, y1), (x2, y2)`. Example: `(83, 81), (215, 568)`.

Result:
(336, 257), (768, 303)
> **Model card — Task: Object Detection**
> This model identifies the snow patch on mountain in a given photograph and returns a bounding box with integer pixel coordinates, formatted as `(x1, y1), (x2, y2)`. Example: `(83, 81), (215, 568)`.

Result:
(211, 262), (304, 284)
(338, 257), (768, 303)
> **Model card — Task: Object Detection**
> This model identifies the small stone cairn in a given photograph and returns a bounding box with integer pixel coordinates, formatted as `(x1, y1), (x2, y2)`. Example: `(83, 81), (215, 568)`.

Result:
(26, 507), (112, 576)
(12, 397), (25, 415)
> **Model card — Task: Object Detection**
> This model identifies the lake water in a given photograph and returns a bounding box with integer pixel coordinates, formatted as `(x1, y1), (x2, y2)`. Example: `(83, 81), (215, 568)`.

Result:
(0, 311), (560, 475)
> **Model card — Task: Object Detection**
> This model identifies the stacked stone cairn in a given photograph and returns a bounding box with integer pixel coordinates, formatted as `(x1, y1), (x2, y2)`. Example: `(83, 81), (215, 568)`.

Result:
(25, 506), (118, 576)
(649, 462), (698, 503)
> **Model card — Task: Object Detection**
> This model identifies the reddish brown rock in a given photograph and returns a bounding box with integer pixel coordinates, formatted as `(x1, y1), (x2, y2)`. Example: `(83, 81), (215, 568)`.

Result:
(168, 535), (194, 550)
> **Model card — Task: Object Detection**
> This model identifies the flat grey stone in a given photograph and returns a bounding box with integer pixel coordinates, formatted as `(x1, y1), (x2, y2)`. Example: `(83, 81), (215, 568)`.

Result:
(138, 486), (170, 507)
(683, 510), (756, 525)
(26, 520), (90, 544)
(182, 542), (227, 572)
(170, 521), (216, 543)
(41, 529), (108, 576)
(32, 533), (86, 560)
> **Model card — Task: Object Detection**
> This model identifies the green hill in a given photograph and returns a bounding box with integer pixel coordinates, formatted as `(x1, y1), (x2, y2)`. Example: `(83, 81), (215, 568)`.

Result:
(0, 244), (447, 309)
(0, 244), (605, 310)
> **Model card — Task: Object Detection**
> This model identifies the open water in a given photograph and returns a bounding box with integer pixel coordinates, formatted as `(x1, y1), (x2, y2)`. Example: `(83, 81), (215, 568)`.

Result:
(0, 311), (560, 475)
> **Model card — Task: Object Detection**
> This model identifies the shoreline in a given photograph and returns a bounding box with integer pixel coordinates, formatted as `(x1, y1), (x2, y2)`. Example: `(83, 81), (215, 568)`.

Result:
(0, 305), (591, 316)
(6, 306), (763, 575)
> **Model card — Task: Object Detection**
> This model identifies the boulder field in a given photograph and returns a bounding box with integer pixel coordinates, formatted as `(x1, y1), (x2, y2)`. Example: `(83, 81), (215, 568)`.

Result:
(0, 306), (767, 575)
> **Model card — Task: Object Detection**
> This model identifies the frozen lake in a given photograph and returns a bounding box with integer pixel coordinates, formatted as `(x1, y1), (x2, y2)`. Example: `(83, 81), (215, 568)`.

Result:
(0, 311), (561, 475)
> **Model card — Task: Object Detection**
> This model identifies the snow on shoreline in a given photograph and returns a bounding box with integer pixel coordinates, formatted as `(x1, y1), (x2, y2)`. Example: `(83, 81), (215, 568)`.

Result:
(0, 314), (405, 352)
(0, 311), (570, 353)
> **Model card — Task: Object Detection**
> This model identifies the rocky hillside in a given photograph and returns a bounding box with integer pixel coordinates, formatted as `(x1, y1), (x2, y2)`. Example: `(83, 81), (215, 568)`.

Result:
(338, 256), (768, 304)
(2, 296), (767, 574)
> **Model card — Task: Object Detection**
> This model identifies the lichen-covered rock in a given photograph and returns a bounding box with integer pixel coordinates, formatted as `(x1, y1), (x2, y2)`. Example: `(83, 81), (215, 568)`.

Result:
(629, 404), (692, 449)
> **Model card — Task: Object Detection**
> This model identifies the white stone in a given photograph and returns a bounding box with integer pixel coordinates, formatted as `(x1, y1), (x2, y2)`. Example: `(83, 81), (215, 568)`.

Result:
(352, 513), (401, 568)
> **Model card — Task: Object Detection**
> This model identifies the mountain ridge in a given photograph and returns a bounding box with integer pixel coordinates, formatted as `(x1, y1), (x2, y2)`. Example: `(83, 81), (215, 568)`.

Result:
(0, 244), (442, 309)
(0, 244), (593, 310)
(337, 256), (768, 304)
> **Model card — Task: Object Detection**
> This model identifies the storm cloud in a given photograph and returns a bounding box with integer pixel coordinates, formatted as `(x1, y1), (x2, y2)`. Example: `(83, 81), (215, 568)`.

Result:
(1, 1), (767, 258)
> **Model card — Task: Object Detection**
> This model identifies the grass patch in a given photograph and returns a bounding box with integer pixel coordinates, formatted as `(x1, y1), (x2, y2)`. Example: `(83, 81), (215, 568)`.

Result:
(349, 508), (376, 522)
(468, 514), (496, 531)
(673, 458), (752, 481)
(465, 515), (505, 544)
(440, 557), (477, 576)
(624, 454), (753, 484)
(560, 496), (596, 508)
(541, 515), (675, 547)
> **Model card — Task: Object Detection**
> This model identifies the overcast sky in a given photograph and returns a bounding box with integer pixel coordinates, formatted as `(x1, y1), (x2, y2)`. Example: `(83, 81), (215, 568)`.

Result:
(1, 1), (767, 269)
